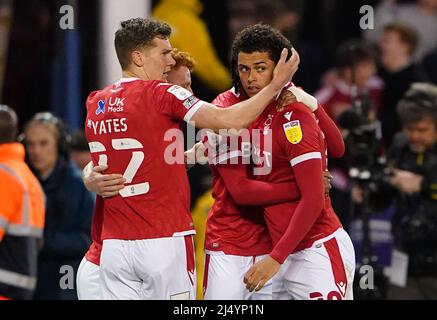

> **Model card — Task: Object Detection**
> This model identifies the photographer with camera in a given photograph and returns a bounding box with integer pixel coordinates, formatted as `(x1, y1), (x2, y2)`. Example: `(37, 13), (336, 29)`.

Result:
(387, 83), (437, 299)
(315, 39), (382, 230)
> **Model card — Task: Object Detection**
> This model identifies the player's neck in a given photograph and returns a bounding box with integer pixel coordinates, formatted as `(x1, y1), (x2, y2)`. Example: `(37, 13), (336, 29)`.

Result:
(122, 70), (138, 78)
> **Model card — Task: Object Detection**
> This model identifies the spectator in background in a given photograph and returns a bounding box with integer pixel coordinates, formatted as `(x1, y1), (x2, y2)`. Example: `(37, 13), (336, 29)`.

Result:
(387, 83), (437, 299)
(315, 39), (382, 124)
(0, 105), (45, 300)
(378, 22), (429, 148)
(167, 49), (195, 92)
(153, 0), (231, 92)
(423, 48), (437, 84)
(314, 39), (382, 230)
(22, 112), (93, 300)
(364, 0), (437, 62)
(70, 130), (91, 171)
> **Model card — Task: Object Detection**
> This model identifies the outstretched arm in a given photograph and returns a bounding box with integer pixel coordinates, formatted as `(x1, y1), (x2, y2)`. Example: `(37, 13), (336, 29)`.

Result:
(216, 160), (300, 206)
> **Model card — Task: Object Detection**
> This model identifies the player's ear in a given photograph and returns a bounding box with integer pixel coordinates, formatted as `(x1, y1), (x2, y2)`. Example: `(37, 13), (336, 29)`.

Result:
(131, 50), (144, 67)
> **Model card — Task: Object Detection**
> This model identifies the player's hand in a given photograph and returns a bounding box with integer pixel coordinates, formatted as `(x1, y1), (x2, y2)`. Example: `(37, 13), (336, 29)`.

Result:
(243, 256), (280, 292)
(286, 86), (319, 112)
(323, 170), (333, 195)
(186, 142), (208, 167)
(276, 90), (297, 111)
(271, 48), (300, 92)
(194, 141), (208, 165)
(390, 169), (423, 194)
(82, 162), (126, 197)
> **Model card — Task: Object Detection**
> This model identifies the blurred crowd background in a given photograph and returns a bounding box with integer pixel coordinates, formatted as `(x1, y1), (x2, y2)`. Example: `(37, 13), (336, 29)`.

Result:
(1, 0), (437, 299)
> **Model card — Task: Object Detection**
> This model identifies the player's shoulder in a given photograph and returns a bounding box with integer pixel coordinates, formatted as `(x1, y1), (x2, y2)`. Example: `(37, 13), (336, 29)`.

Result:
(149, 81), (194, 101)
(275, 102), (314, 122)
(212, 87), (242, 108)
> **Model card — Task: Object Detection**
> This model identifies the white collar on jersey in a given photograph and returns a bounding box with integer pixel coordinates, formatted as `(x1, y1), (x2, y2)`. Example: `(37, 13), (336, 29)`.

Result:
(115, 77), (140, 85)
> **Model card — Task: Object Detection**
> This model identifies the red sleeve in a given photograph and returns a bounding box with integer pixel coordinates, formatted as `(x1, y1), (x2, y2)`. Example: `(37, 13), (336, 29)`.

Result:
(152, 82), (206, 122)
(269, 105), (325, 264)
(314, 106), (345, 158)
(216, 161), (300, 206)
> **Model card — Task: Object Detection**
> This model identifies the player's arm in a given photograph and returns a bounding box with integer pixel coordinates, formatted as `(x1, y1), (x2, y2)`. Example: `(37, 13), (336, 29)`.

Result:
(314, 106), (345, 158)
(191, 49), (300, 132)
(216, 160), (300, 206)
(244, 109), (326, 292)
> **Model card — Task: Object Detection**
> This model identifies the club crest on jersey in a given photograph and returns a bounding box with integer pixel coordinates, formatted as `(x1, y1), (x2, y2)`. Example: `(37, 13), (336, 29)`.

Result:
(283, 120), (302, 144)
(263, 115), (273, 135)
(167, 85), (192, 100)
(96, 100), (106, 115)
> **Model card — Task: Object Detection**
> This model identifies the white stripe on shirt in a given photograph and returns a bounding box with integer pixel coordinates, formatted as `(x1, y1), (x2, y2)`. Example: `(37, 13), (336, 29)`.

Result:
(184, 100), (206, 123)
(290, 152), (322, 167)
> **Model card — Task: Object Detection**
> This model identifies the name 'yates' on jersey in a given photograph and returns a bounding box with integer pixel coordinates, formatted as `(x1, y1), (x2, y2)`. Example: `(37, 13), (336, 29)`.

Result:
(87, 118), (128, 135)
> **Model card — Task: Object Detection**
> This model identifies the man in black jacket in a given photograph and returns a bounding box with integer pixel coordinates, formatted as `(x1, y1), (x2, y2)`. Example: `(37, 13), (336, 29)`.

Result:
(387, 83), (437, 299)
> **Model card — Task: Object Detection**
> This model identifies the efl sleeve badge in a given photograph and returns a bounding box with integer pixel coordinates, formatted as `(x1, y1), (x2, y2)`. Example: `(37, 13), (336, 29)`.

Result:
(283, 120), (303, 144)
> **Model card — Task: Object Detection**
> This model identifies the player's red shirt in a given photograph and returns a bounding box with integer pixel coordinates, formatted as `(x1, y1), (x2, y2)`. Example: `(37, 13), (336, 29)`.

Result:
(84, 196), (103, 265)
(85, 78), (205, 240)
(250, 102), (342, 255)
(204, 88), (272, 256)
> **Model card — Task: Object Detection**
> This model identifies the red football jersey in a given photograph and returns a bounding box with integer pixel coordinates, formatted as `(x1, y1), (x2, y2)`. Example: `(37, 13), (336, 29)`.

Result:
(250, 102), (342, 253)
(84, 196), (103, 265)
(204, 89), (272, 256)
(85, 78), (206, 240)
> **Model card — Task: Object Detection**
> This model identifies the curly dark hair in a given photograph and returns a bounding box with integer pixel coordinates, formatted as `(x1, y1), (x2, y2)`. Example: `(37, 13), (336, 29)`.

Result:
(231, 24), (292, 94)
(115, 18), (172, 70)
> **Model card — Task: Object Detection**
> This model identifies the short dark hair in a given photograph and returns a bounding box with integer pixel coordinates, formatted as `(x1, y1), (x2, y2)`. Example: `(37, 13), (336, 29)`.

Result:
(115, 18), (172, 70)
(397, 83), (437, 127)
(384, 22), (418, 55)
(0, 105), (18, 143)
(336, 39), (376, 69)
(231, 24), (292, 93)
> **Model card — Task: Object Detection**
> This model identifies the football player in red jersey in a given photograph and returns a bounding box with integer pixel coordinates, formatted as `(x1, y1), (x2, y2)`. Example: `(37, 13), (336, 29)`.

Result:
(83, 18), (299, 300)
(215, 25), (356, 300)
(77, 49), (202, 300)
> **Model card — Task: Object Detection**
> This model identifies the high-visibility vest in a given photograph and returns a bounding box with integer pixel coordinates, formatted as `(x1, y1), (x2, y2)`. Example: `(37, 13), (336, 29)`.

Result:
(0, 143), (45, 299)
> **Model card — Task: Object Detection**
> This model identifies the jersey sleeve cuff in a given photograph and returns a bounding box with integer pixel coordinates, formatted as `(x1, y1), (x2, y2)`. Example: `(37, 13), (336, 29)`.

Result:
(184, 100), (207, 123)
(270, 251), (286, 265)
